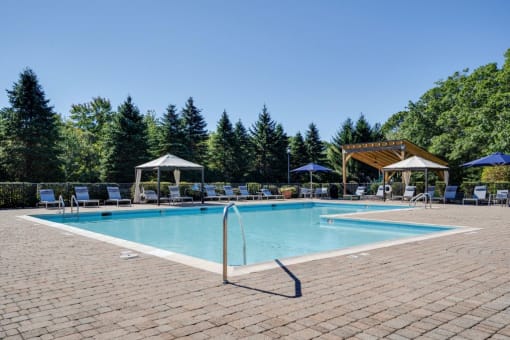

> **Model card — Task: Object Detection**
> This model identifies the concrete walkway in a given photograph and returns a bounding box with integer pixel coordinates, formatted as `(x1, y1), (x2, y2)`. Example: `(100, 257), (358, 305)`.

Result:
(1, 202), (509, 339)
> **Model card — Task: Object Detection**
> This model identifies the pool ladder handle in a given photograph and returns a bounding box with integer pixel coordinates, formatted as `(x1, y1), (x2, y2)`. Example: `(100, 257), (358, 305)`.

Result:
(58, 194), (65, 214)
(409, 193), (432, 208)
(222, 202), (247, 284)
(70, 195), (80, 215)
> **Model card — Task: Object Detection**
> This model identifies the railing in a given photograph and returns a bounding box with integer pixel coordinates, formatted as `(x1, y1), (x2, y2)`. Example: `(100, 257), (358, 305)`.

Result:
(409, 193), (432, 208)
(58, 194), (65, 214)
(70, 195), (80, 215)
(222, 202), (247, 284)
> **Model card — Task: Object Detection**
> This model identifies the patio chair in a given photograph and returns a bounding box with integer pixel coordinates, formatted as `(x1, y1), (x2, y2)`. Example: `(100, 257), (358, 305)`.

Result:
(490, 189), (508, 206)
(38, 189), (61, 208)
(433, 185), (458, 204)
(314, 187), (328, 199)
(141, 188), (169, 203)
(299, 187), (312, 198)
(393, 186), (415, 201)
(105, 186), (132, 207)
(204, 185), (229, 201)
(223, 185), (241, 200)
(462, 185), (488, 205)
(344, 186), (366, 200)
(168, 185), (193, 205)
(366, 185), (387, 200)
(74, 186), (100, 207)
(260, 188), (284, 199)
(238, 185), (258, 200)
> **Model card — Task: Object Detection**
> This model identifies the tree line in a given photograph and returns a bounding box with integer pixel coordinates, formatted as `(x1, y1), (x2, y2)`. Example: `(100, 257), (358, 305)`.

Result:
(1, 48), (509, 185)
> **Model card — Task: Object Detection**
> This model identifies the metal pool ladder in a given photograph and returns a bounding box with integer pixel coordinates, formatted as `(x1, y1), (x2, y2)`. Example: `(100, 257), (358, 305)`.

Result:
(222, 202), (247, 284)
(409, 193), (432, 208)
(58, 194), (65, 214)
(70, 195), (80, 215)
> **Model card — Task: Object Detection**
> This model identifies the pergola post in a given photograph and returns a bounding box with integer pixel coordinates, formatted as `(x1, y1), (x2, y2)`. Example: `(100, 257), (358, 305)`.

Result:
(342, 149), (347, 196)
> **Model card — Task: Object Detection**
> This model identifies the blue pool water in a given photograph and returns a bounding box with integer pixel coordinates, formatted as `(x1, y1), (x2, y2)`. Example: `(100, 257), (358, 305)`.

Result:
(33, 202), (452, 265)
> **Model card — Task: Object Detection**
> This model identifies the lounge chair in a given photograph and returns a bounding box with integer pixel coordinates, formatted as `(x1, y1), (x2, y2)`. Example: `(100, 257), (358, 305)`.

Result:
(366, 185), (386, 200)
(314, 187), (328, 199)
(393, 186), (415, 201)
(223, 185), (241, 200)
(141, 188), (169, 203)
(204, 185), (229, 201)
(433, 185), (458, 204)
(490, 189), (508, 206)
(74, 186), (100, 207)
(299, 187), (312, 198)
(238, 186), (258, 200)
(168, 185), (193, 204)
(260, 188), (284, 199)
(105, 186), (132, 207)
(463, 185), (488, 205)
(344, 186), (366, 200)
(38, 189), (61, 208)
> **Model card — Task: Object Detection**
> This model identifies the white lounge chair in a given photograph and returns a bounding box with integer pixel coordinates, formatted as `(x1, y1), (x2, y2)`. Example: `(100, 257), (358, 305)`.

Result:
(74, 186), (100, 207)
(366, 185), (386, 200)
(490, 189), (508, 206)
(260, 188), (284, 199)
(38, 189), (60, 208)
(314, 187), (328, 199)
(299, 187), (312, 198)
(344, 186), (366, 200)
(141, 188), (169, 203)
(238, 186), (258, 200)
(392, 186), (415, 200)
(463, 185), (488, 205)
(105, 186), (131, 207)
(168, 185), (193, 204)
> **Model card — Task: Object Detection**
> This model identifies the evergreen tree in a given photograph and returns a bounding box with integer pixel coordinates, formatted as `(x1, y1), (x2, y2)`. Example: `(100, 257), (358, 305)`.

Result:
(180, 97), (208, 163)
(249, 105), (288, 182)
(353, 113), (372, 143)
(208, 111), (236, 181)
(0, 69), (62, 181)
(305, 122), (324, 163)
(160, 104), (185, 157)
(327, 118), (355, 179)
(289, 132), (308, 169)
(100, 96), (149, 182)
(232, 120), (251, 181)
(144, 110), (163, 158)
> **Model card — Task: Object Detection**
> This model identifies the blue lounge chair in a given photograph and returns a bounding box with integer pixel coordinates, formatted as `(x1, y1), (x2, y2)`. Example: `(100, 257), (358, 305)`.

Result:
(299, 187), (312, 198)
(204, 185), (230, 201)
(74, 186), (100, 207)
(168, 185), (193, 204)
(490, 189), (508, 206)
(463, 185), (488, 205)
(106, 186), (131, 207)
(38, 189), (61, 208)
(238, 186), (258, 200)
(141, 188), (169, 203)
(314, 187), (328, 199)
(223, 185), (241, 200)
(260, 188), (284, 200)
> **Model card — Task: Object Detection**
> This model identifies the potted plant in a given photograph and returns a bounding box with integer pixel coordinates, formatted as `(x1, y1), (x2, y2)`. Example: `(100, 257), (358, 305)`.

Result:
(280, 185), (297, 199)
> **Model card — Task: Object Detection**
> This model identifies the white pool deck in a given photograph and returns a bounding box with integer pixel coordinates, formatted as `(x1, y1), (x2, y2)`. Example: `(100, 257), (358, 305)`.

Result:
(1, 199), (510, 339)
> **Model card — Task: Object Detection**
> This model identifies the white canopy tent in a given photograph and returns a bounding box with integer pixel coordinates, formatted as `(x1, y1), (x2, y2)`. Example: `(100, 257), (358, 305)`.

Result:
(134, 154), (204, 205)
(382, 156), (449, 200)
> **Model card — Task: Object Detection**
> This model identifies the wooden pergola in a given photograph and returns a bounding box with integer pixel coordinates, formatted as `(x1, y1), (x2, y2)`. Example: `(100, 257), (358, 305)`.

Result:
(341, 140), (448, 195)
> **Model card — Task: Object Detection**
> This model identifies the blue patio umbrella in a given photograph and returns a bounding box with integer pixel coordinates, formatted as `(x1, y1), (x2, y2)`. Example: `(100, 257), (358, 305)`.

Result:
(461, 152), (510, 167)
(291, 162), (332, 189)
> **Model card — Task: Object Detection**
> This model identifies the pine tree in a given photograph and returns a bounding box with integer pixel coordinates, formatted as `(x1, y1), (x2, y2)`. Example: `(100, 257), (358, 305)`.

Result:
(305, 122), (324, 163)
(0, 68), (62, 181)
(144, 110), (163, 158)
(232, 120), (251, 181)
(180, 97), (208, 163)
(160, 104), (185, 157)
(327, 118), (355, 179)
(208, 111), (236, 181)
(289, 132), (309, 169)
(100, 96), (149, 182)
(249, 105), (288, 182)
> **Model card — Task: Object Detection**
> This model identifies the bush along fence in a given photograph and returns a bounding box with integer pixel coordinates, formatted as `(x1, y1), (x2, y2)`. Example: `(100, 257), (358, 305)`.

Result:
(1, 181), (509, 208)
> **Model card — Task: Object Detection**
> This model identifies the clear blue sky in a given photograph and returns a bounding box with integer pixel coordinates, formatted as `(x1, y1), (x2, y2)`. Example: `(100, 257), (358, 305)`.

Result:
(1, 0), (509, 140)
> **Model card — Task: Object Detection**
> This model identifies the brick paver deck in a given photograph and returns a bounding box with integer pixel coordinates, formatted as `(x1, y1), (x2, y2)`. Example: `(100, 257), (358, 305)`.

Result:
(1, 202), (509, 339)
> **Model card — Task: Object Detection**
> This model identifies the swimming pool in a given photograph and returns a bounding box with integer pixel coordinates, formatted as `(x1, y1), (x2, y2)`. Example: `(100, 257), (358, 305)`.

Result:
(30, 202), (455, 268)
